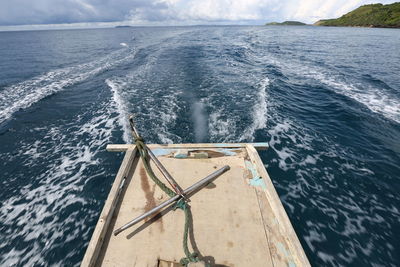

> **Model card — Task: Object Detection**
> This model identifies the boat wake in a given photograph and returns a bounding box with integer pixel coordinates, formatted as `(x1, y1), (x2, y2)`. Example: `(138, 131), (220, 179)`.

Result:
(309, 70), (400, 123)
(0, 97), (121, 265)
(106, 78), (131, 144)
(239, 77), (269, 141)
(0, 47), (136, 124)
(266, 54), (400, 124)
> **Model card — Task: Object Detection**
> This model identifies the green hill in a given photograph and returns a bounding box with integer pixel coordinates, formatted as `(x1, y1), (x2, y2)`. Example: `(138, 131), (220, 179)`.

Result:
(265, 21), (306, 26)
(315, 2), (400, 28)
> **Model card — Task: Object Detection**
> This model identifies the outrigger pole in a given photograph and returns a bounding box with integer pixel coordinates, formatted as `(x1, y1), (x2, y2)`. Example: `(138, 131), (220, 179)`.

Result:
(114, 165), (229, 236)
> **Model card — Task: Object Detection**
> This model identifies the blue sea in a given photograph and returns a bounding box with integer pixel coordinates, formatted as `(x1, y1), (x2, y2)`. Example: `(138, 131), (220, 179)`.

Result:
(0, 26), (399, 266)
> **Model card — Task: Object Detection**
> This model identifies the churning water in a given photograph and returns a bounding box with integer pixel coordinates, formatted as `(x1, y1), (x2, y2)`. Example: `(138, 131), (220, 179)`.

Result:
(0, 26), (399, 266)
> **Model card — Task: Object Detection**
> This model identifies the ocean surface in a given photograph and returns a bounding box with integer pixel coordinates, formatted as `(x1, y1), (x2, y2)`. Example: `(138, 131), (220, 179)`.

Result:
(0, 26), (399, 266)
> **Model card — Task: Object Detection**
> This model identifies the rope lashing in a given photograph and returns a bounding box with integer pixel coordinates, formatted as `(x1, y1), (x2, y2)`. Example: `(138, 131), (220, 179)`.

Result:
(134, 136), (175, 197)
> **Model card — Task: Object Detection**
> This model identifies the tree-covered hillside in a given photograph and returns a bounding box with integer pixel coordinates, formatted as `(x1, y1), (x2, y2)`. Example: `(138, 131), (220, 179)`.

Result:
(315, 2), (400, 28)
(265, 21), (306, 26)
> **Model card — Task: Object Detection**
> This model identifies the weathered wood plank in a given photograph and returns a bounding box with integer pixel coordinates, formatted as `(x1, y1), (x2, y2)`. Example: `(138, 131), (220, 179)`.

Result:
(96, 149), (274, 266)
(106, 143), (269, 152)
(245, 144), (310, 267)
(255, 187), (298, 267)
(81, 147), (137, 267)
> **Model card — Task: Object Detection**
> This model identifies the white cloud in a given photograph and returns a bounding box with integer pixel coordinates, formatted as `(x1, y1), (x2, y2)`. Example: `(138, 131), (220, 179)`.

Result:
(128, 0), (397, 24)
(129, 0), (283, 22)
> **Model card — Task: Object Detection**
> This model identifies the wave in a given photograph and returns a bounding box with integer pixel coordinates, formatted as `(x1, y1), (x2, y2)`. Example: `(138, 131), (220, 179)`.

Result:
(263, 54), (400, 124)
(105, 74), (182, 144)
(0, 99), (120, 266)
(206, 76), (269, 143)
(308, 71), (400, 123)
(106, 78), (131, 143)
(239, 77), (269, 141)
(0, 48), (136, 124)
(264, 113), (398, 266)
(208, 109), (238, 142)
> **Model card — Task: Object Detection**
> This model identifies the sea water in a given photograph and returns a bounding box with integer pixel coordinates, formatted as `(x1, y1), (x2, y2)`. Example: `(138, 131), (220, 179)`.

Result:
(0, 26), (399, 266)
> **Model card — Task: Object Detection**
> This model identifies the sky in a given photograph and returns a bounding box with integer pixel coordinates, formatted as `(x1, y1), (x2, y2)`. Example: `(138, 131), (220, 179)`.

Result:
(0, 0), (397, 30)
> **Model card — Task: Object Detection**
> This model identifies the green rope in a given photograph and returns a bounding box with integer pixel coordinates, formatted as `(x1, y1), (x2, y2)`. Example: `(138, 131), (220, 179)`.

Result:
(175, 199), (199, 266)
(135, 137), (175, 197)
(134, 136), (198, 266)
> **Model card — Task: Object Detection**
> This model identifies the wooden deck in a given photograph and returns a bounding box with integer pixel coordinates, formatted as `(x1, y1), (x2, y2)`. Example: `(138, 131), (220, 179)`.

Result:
(81, 143), (310, 267)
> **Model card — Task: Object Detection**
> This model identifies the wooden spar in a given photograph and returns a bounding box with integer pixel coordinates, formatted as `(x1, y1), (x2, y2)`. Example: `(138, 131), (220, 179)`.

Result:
(113, 165), (230, 236)
(106, 142), (269, 152)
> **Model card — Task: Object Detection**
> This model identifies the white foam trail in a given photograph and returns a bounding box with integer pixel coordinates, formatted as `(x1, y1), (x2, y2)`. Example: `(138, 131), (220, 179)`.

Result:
(148, 95), (181, 144)
(240, 77), (269, 141)
(268, 120), (301, 171)
(106, 78), (131, 143)
(0, 48), (135, 124)
(267, 55), (400, 124)
(307, 70), (400, 123)
(208, 110), (237, 142)
(0, 100), (120, 266)
(105, 70), (182, 144)
(106, 76), (181, 144)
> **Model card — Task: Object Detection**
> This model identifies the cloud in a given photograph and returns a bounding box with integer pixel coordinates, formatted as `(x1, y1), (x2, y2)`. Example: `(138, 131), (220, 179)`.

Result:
(0, 0), (397, 26)
(0, 0), (167, 26)
(155, 0), (397, 23)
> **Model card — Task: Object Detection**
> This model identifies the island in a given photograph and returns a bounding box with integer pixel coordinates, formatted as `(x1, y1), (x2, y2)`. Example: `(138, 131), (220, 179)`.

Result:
(115, 25), (133, 28)
(314, 2), (400, 28)
(265, 21), (306, 26)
